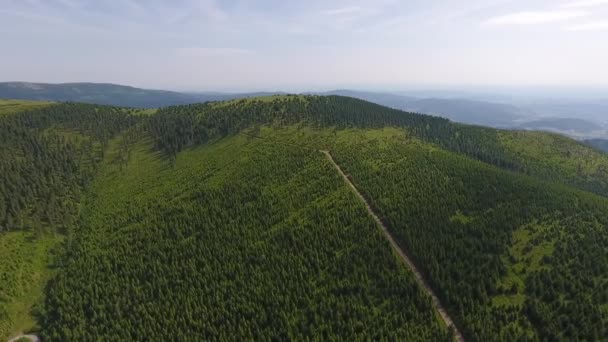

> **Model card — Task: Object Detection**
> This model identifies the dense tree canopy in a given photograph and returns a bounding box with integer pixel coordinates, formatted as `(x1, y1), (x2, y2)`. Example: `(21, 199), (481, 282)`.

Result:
(148, 96), (608, 197)
(1, 96), (607, 341)
(331, 131), (608, 340)
(0, 103), (137, 233)
(39, 135), (451, 341)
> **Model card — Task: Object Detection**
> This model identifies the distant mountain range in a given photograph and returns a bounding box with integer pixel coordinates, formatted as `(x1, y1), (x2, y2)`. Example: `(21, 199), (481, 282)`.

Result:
(522, 100), (608, 125)
(319, 90), (608, 139)
(0, 82), (279, 108)
(518, 117), (599, 132)
(517, 117), (606, 139)
(585, 139), (608, 152)
(319, 90), (528, 127)
(1, 82), (605, 139)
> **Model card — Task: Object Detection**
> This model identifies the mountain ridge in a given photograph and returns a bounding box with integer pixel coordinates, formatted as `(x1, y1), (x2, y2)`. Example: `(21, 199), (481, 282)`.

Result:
(0, 82), (284, 108)
(3, 82), (606, 140)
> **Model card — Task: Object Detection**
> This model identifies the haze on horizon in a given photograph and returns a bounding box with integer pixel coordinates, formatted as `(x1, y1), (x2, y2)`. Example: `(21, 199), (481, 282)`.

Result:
(1, 0), (608, 92)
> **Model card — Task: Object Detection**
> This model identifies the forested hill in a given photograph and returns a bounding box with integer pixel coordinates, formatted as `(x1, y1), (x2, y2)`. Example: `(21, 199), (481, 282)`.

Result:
(0, 101), (140, 340)
(0, 102), (138, 231)
(1, 96), (607, 341)
(150, 95), (608, 197)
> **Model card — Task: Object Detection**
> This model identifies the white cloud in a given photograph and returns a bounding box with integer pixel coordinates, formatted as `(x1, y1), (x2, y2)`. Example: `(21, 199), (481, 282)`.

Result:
(192, 0), (228, 21)
(567, 20), (608, 30)
(53, 0), (83, 10)
(483, 10), (587, 26)
(0, 8), (111, 35)
(176, 47), (252, 57)
(560, 0), (608, 8)
(322, 6), (362, 16)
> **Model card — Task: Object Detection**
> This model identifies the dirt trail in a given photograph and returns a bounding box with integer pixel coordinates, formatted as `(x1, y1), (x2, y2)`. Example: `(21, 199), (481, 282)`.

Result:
(7, 334), (40, 342)
(321, 150), (465, 342)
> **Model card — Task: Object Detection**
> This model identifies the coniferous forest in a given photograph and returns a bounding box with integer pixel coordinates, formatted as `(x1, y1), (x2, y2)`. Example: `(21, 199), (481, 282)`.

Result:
(1, 96), (607, 341)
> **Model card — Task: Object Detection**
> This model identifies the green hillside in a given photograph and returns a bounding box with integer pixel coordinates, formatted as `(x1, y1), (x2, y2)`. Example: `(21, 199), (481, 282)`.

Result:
(39, 132), (450, 341)
(328, 128), (607, 340)
(499, 131), (608, 196)
(1, 96), (607, 341)
(0, 102), (137, 339)
(0, 231), (62, 338)
(148, 96), (608, 197)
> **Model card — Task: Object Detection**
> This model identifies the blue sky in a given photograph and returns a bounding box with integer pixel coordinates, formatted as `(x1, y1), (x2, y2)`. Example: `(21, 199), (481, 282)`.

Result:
(1, 0), (607, 91)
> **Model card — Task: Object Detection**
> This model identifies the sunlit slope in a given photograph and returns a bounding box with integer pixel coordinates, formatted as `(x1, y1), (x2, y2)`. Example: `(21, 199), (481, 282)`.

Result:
(499, 130), (608, 196)
(0, 99), (54, 115)
(39, 133), (451, 341)
(0, 232), (62, 340)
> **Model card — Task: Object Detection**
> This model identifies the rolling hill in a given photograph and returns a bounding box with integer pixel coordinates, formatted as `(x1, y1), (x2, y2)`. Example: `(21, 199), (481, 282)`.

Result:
(518, 117), (607, 139)
(1, 96), (607, 341)
(0, 82), (282, 108)
(319, 90), (528, 127)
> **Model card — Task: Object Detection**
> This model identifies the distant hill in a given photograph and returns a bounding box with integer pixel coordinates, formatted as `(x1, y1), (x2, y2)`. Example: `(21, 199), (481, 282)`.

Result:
(320, 90), (528, 127)
(403, 98), (527, 127)
(523, 100), (608, 125)
(0, 82), (281, 108)
(0, 82), (198, 108)
(585, 138), (608, 152)
(518, 117), (607, 139)
(319, 90), (418, 108)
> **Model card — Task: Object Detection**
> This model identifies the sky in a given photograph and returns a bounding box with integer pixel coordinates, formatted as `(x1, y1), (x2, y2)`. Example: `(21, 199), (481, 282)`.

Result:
(1, 0), (608, 92)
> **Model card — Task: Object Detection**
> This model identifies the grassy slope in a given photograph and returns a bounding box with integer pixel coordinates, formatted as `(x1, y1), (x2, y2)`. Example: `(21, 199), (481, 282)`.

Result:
(125, 108), (158, 116)
(0, 232), (62, 340)
(0, 99), (53, 115)
(493, 221), (557, 307)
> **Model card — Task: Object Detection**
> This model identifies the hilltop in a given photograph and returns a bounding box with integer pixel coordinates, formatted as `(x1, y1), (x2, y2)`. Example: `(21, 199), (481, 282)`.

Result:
(0, 99), (54, 115)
